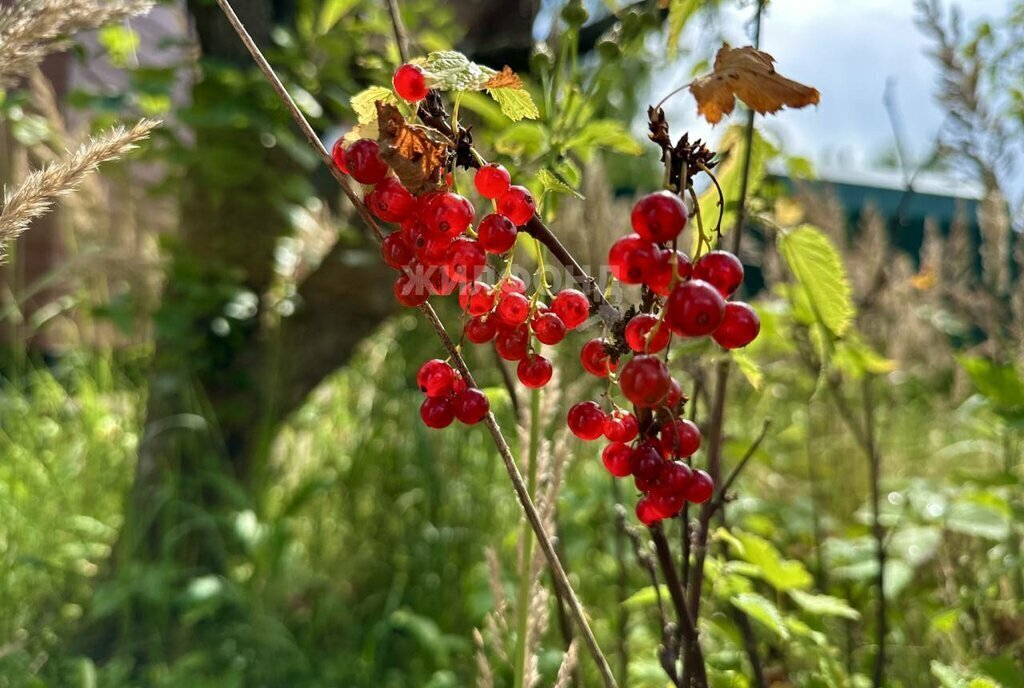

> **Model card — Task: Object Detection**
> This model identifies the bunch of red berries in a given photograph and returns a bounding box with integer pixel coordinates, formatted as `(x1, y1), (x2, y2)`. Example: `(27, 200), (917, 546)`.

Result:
(417, 359), (490, 428)
(566, 190), (761, 525)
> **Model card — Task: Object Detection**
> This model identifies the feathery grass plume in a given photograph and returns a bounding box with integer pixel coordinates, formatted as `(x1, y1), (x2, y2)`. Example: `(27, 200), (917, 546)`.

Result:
(0, 0), (153, 86)
(473, 629), (494, 688)
(0, 118), (159, 259)
(553, 641), (578, 688)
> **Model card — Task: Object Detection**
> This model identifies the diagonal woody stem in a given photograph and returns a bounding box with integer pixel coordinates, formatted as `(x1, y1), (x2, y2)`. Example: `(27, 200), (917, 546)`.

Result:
(211, 1), (616, 685)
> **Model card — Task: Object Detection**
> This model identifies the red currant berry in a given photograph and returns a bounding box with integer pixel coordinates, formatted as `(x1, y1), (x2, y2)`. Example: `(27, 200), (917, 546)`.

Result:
(631, 190), (688, 243)
(712, 302), (760, 349)
(366, 178), (415, 223)
(416, 236), (452, 266)
(630, 441), (665, 481)
(444, 237), (487, 283)
(428, 264), (458, 296)
(649, 490), (685, 519)
(657, 461), (693, 495)
(499, 275), (527, 296)
(663, 378), (684, 411)
(693, 250), (744, 297)
(420, 395), (455, 429)
(660, 418), (701, 458)
(567, 401), (606, 440)
(532, 311), (567, 345)
(602, 442), (633, 477)
(580, 338), (618, 378)
(393, 273), (429, 307)
(603, 409), (639, 443)
(551, 289), (590, 329)
(346, 139), (389, 185)
(417, 359), (454, 397)
(465, 315), (498, 343)
(452, 372), (468, 395)
(477, 213), (518, 254)
(624, 313), (670, 353)
(647, 248), (692, 296)
(331, 137), (349, 174)
(665, 279), (726, 337)
(415, 189), (444, 218)
(453, 388), (490, 424)
(618, 354), (671, 408)
(608, 234), (658, 285)
(393, 63), (429, 102)
(496, 292), (531, 326)
(425, 192), (475, 238)
(458, 281), (495, 315)
(494, 323), (530, 361)
(402, 217), (428, 249)
(636, 495), (661, 526)
(517, 353), (553, 388)
(381, 231), (414, 269)
(686, 469), (714, 504)
(474, 163), (511, 199)
(497, 185), (536, 225)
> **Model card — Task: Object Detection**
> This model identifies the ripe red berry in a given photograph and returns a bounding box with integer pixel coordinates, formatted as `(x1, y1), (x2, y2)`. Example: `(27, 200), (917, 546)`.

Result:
(580, 338), (618, 378)
(686, 469), (714, 504)
(417, 359), (454, 397)
(496, 292), (531, 326)
(649, 490), (686, 519)
(425, 192), (475, 238)
(663, 378), (684, 411)
(420, 395), (455, 429)
(603, 409), (639, 443)
(636, 495), (661, 525)
(567, 401), (606, 440)
(393, 273), (429, 307)
(465, 315), (498, 343)
(381, 231), (414, 269)
(331, 137), (349, 174)
(474, 163), (512, 199)
(428, 265), (457, 296)
(602, 442), (633, 477)
(416, 236), (452, 266)
(712, 302), (761, 349)
(624, 313), (670, 353)
(499, 275), (527, 296)
(665, 279), (726, 337)
(532, 311), (566, 345)
(517, 353), (553, 388)
(657, 461), (693, 495)
(444, 237), (487, 283)
(660, 418), (701, 458)
(497, 185), (536, 225)
(618, 354), (671, 408)
(453, 388), (490, 424)
(458, 281), (495, 315)
(494, 323), (530, 361)
(345, 139), (389, 184)
(393, 63), (429, 102)
(630, 441), (665, 481)
(608, 234), (658, 285)
(693, 250), (744, 297)
(647, 248), (692, 296)
(477, 213), (518, 253)
(551, 289), (590, 329)
(631, 190), (688, 243)
(366, 178), (415, 223)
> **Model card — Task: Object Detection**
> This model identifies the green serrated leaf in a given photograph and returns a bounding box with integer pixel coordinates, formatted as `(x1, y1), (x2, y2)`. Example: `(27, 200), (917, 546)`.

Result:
(488, 86), (539, 121)
(778, 225), (855, 337)
(731, 592), (790, 639)
(788, 590), (861, 620)
(564, 120), (644, 160)
(350, 86), (397, 124)
(667, 0), (699, 57)
(725, 531), (813, 591)
(418, 50), (496, 91)
(316, 0), (358, 35)
(730, 348), (763, 389)
(537, 169), (583, 199)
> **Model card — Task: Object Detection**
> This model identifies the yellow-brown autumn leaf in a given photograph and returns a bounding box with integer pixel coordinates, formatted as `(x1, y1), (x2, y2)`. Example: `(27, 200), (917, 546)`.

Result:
(484, 65), (523, 90)
(376, 102), (450, 193)
(690, 43), (820, 124)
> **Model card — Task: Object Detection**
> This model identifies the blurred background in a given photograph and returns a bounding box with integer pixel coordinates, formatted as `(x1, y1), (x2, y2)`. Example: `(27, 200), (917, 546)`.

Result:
(0, 0), (1022, 686)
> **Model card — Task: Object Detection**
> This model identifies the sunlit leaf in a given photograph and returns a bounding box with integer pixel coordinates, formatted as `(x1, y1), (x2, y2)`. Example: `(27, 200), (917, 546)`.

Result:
(731, 592), (790, 639)
(724, 530), (813, 591)
(788, 590), (860, 620)
(487, 87), (539, 121)
(667, 0), (699, 57)
(351, 86), (398, 124)
(730, 348), (763, 389)
(778, 225), (854, 337)
(538, 169), (583, 199)
(317, 0), (359, 35)
(564, 120), (644, 160)
(417, 50), (496, 91)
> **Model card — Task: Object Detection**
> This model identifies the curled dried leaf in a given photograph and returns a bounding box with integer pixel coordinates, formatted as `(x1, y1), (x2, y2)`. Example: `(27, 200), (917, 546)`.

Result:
(689, 43), (820, 124)
(376, 102), (451, 194)
(484, 66), (523, 90)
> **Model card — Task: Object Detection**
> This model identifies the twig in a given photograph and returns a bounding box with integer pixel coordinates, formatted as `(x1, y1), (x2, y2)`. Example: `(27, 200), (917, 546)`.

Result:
(650, 523), (707, 688)
(211, 2), (617, 684)
(707, 418), (771, 516)
(863, 377), (887, 688)
(384, 0), (410, 63)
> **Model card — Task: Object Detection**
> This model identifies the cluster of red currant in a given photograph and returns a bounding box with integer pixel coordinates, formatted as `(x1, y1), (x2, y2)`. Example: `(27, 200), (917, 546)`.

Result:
(566, 191), (760, 525)
(417, 358), (490, 428)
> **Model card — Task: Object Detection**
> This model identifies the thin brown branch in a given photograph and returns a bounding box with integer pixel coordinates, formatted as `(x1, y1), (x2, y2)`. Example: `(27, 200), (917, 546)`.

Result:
(385, 0), (410, 63)
(708, 418), (771, 517)
(211, 1), (616, 684)
(650, 523), (707, 688)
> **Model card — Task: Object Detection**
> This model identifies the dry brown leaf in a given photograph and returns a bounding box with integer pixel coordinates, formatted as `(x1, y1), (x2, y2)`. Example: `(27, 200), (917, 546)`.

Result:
(689, 43), (820, 124)
(376, 102), (450, 193)
(484, 66), (523, 90)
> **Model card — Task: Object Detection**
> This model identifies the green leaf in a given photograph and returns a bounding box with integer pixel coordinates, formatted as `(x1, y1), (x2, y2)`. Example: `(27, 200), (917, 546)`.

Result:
(622, 584), (671, 610)
(778, 225), (855, 337)
(833, 333), (897, 378)
(418, 50), (496, 91)
(730, 348), (763, 389)
(350, 86), (397, 124)
(537, 169), (583, 199)
(931, 662), (962, 688)
(564, 120), (644, 160)
(316, 0), (358, 35)
(957, 356), (1024, 414)
(98, 25), (138, 69)
(731, 592), (790, 639)
(788, 590), (860, 620)
(947, 500), (1010, 541)
(725, 530), (813, 591)
(667, 0), (700, 57)
(488, 87), (539, 121)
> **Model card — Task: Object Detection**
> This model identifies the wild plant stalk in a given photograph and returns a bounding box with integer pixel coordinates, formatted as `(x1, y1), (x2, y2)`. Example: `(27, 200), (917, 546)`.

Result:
(512, 387), (543, 688)
(211, 1), (618, 684)
(0, 119), (159, 259)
